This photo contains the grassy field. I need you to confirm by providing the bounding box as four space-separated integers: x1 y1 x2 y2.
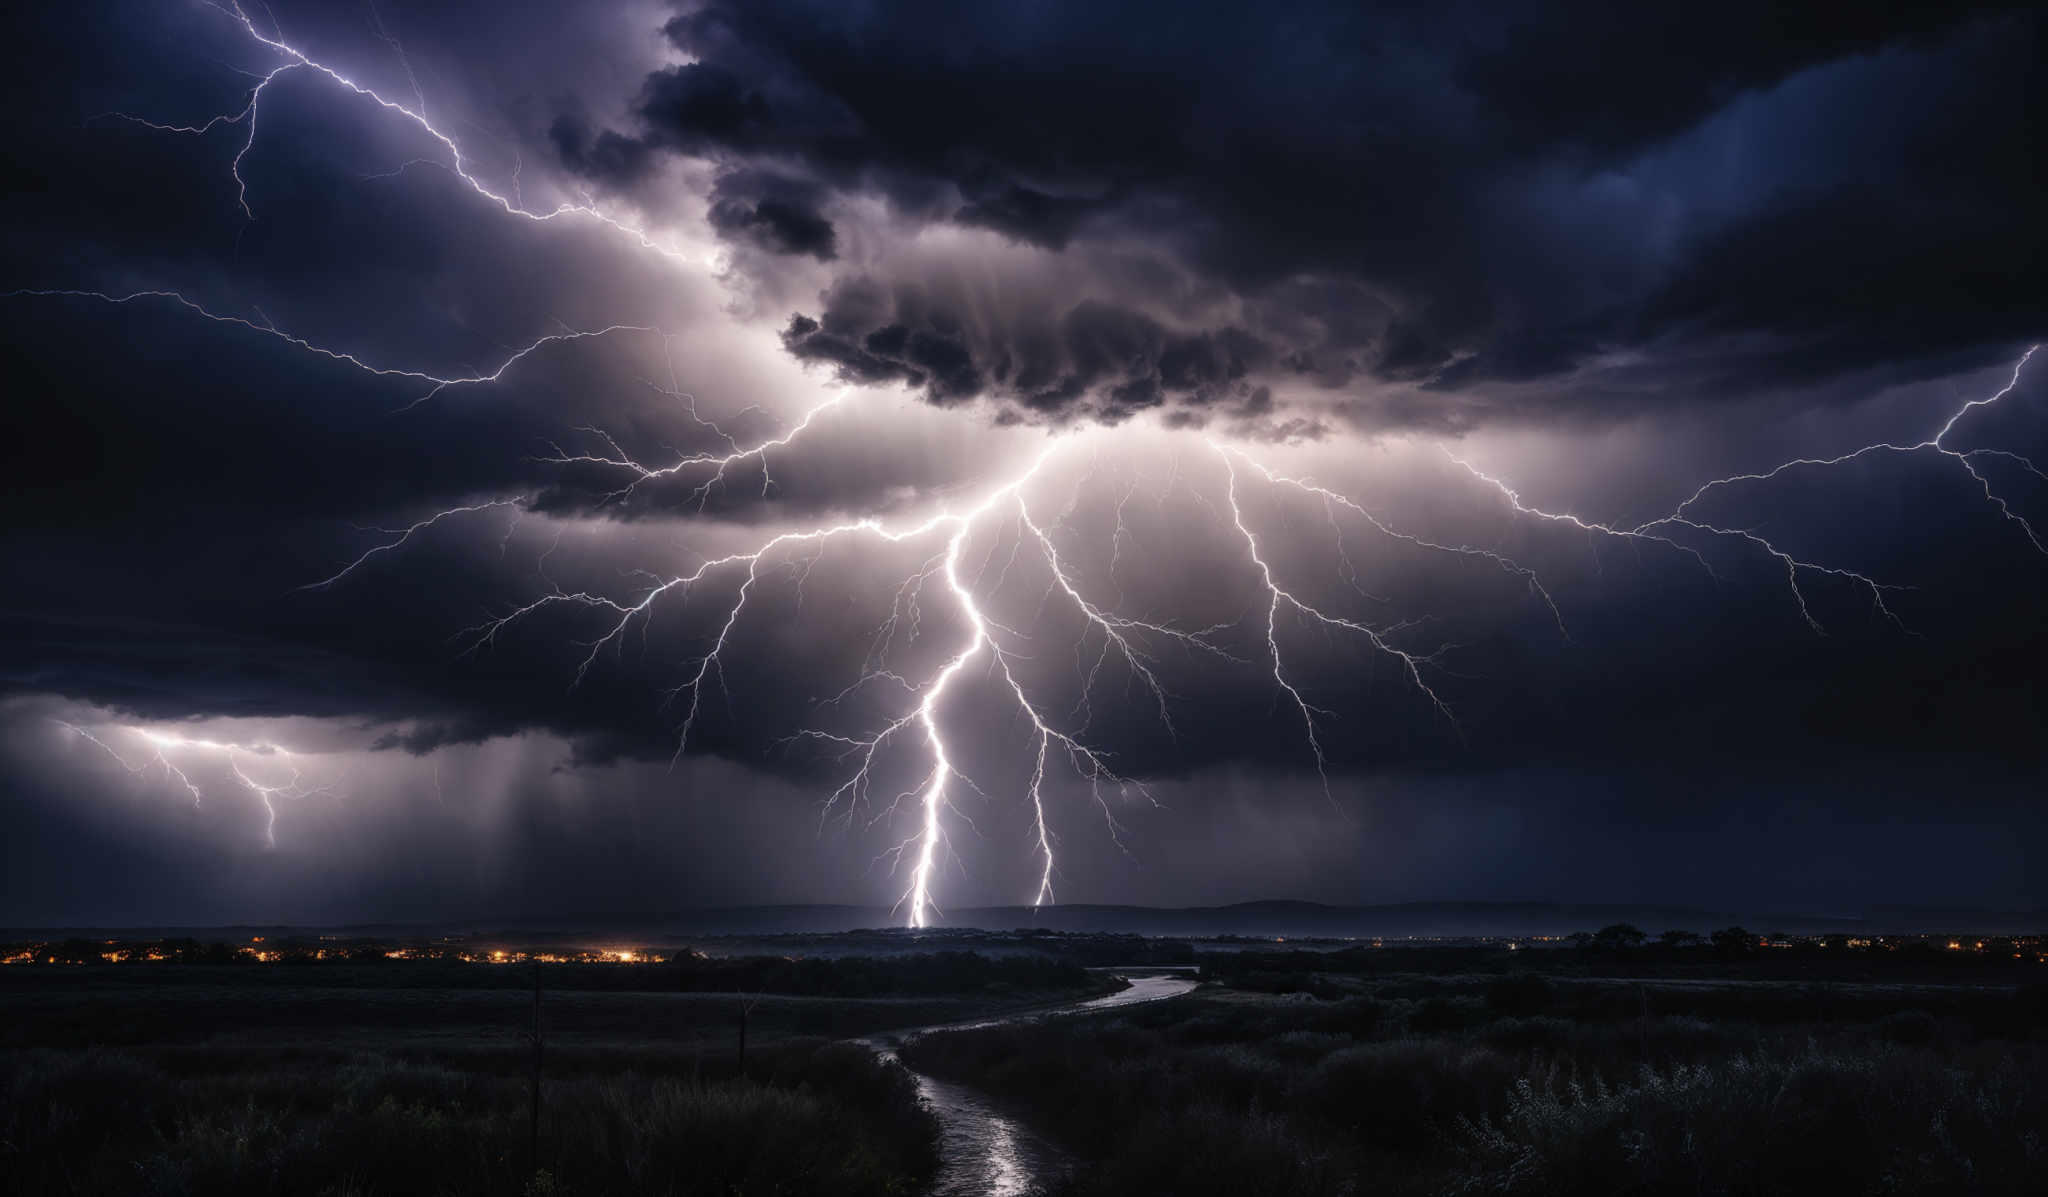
5 1038 932 1196
7 940 2043 1195
903 950 2048 1196
0 952 1113 1196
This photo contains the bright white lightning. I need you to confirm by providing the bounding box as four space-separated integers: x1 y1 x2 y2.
3 288 663 414
1213 446 1459 802
1445 346 2042 634
537 389 854 508
57 722 203 806
116 2 693 258
308 499 526 591
50 297 2044 917
1214 443 1570 638
31 3 2046 923
465 435 1207 926
56 721 337 847
1664 345 2046 557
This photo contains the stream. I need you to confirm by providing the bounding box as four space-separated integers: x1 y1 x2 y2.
859 971 1199 1196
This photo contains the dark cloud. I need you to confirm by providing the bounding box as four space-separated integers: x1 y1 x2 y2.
780 275 1277 420
780 310 983 399
549 111 660 188
0 1 2042 920
706 170 837 259
564 0 2042 422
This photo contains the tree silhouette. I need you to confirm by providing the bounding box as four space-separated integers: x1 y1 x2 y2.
1594 923 1646 951
1711 926 1756 957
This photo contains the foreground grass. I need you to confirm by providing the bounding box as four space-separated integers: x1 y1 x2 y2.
2 1038 936 1196
0 952 1121 1196
902 974 2048 1196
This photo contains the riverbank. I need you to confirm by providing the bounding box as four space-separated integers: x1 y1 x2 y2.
0 951 1130 1195
900 961 2048 1195
863 972 1201 1197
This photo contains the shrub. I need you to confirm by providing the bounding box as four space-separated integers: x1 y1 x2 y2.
0 1040 937 1196
1453 1048 2048 1195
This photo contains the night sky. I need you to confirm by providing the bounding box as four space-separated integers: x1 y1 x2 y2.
2 1 2042 926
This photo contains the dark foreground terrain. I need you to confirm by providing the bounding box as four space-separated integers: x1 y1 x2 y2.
907 942 2048 1196
0 945 1111 1195
2 930 2043 1195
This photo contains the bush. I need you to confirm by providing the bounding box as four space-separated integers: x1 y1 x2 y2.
909 980 2048 1197
0 1040 937 1196
1453 1047 2048 1195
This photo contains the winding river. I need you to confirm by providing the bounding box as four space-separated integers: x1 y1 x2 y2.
860 971 1199 1196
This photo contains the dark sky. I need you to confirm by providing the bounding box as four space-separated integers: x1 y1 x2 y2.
2 1 2042 926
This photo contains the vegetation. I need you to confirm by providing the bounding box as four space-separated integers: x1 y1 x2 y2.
11 934 2045 1194
903 959 2048 1196
0 1039 935 1196
0 945 1120 1195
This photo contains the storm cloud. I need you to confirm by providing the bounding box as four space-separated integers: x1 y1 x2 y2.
0 2 2042 922
554 0 2046 423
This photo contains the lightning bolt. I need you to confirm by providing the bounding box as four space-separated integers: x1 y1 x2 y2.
536 388 853 508
1214 443 1570 638
3 288 664 413
1212 445 1460 802
57 721 203 806
102 2 692 258
56 721 338 847
1665 346 2045 556
27 4 2046 924
1446 346 2041 634
461 433 1215 926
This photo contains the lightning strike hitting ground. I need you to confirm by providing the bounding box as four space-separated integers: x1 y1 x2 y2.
24 3 2046 921
301 342 2043 918
457 434 1222 925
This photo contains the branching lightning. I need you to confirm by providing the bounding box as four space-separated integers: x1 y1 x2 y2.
56 721 339 848
1213 446 1461 801
106 2 693 257
58 722 203 807
1445 346 2041 634
284 339 2048 915
3 288 665 414
25 3 2045 921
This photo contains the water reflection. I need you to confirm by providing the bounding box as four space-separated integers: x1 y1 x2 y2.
1075 972 1199 1011
865 970 1198 1196
918 1072 1047 1196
